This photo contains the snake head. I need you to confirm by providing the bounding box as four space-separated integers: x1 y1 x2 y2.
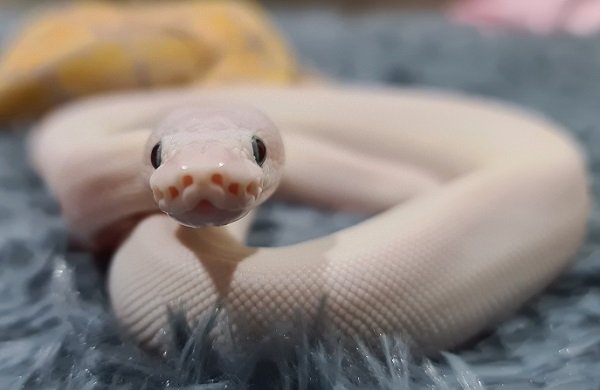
144 105 284 228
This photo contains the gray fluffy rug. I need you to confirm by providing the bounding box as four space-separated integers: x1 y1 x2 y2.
1 8 600 390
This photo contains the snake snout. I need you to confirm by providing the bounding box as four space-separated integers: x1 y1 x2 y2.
151 169 262 214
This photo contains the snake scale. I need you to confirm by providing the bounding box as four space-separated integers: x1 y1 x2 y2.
28 85 589 353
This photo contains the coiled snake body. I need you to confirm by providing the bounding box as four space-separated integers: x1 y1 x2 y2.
29 85 589 352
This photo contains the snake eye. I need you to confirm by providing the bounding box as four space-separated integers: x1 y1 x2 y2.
150 142 162 169
251 136 267 167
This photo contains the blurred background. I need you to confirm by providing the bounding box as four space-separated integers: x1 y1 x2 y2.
0 1 599 389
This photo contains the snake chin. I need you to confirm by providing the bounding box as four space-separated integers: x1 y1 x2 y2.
167 199 249 228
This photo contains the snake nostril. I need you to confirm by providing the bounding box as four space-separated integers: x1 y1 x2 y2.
182 175 194 188
211 173 224 186
228 183 240 196
169 186 180 199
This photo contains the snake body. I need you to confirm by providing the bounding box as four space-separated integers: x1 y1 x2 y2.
29 85 589 352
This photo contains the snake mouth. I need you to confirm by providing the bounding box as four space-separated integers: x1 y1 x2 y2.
191 199 219 214
151 169 262 228
166 199 249 228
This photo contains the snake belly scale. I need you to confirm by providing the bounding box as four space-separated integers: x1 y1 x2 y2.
28 85 589 352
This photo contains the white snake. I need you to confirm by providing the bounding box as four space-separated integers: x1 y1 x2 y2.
28 85 590 353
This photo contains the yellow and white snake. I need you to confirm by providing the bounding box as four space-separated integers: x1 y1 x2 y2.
28 85 589 352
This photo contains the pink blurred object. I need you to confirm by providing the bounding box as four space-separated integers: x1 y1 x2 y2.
449 0 600 36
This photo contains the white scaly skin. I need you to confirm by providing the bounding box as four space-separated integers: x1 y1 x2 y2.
29 85 589 352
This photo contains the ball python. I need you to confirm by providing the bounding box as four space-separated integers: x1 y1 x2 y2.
28 85 589 353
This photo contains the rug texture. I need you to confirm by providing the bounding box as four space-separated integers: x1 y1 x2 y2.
1 7 599 390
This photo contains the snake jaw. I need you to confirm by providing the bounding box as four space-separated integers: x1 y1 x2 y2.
150 168 262 227
168 199 252 228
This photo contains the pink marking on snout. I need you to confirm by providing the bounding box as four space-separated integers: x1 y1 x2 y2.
182 175 194 188
228 183 240 196
246 182 258 197
211 174 223 186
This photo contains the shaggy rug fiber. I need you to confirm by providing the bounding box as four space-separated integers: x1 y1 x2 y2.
1 7 599 390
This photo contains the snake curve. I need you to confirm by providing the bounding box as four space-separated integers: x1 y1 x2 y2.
28 85 590 353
